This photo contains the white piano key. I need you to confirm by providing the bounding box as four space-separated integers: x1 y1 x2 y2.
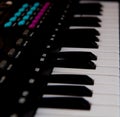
60 48 119 60
47 83 119 95
60 47 119 53
35 106 119 117
52 67 119 76
74 15 119 21
93 59 119 67
97 41 119 48
51 73 119 86
85 94 120 106
98 36 119 42
88 75 119 85
89 84 119 95
42 94 119 106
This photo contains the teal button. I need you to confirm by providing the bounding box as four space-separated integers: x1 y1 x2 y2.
4 22 12 28
23 15 30 20
30 6 36 11
18 8 25 13
18 20 26 26
9 17 17 22
14 12 21 17
27 10 33 15
34 2 40 7
22 3 29 8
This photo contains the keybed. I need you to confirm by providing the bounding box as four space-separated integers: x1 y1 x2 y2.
34 1 120 117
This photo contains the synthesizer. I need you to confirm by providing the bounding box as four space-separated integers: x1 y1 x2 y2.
0 0 119 117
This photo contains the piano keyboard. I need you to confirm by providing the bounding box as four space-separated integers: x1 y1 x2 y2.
34 1 120 117
0 0 119 117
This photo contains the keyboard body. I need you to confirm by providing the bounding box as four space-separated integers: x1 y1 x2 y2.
0 0 119 117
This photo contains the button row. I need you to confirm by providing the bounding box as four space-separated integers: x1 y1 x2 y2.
18 2 41 26
28 2 51 29
4 2 40 28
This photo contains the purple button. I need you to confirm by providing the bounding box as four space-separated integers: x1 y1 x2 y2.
38 11 44 16
35 15 41 20
28 2 51 29
28 24 36 29
45 2 51 7
32 19 39 24
40 9 46 13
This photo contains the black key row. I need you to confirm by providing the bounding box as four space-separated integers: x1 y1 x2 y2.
39 74 93 110
46 51 96 69
37 1 102 112
54 29 99 48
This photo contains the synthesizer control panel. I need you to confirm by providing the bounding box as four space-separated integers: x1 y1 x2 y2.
0 0 73 116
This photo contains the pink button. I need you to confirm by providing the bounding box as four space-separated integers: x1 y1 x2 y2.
28 24 36 29
40 9 46 13
38 12 43 16
28 2 51 29
42 2 50 10
32 19 39 24
45 2 51 6
35 15 41 20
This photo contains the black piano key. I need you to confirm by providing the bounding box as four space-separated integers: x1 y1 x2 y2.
72 3 102 15
54 29 99 48
63 28 100 36
48 74 94 85
44 85 92 97
40 97 91 110
52 52 97 61
53 38 99 48
59 41 99 48
79 3 103 9
57 29 100 42
49 52 96 69
49 43 97 54
68 17 101 27
53 59 96 69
